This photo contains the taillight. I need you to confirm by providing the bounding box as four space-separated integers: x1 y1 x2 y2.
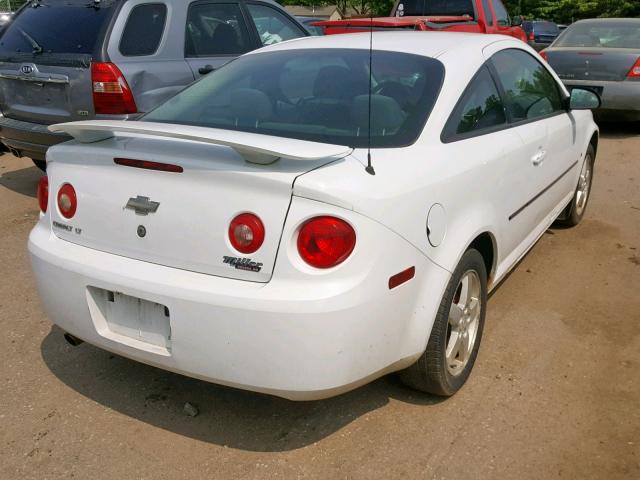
539 50 548 61
528 31 535 41
297 216 356 269
57 183 77 219
91 62 137 115
229 213 265 254
627 58 640 77
37 176 48 213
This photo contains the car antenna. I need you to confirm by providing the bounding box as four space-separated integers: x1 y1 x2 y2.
365 11 375 175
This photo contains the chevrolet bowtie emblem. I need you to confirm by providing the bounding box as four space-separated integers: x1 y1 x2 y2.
125 196 160 216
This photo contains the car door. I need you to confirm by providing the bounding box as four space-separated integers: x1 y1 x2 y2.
107 1 196 114
184 0 256 79
488 48 576 249
441 65 537 266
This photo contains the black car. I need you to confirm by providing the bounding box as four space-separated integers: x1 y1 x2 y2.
522 20 560 51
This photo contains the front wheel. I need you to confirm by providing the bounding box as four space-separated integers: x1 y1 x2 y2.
400 248 487 396
557 146 594 227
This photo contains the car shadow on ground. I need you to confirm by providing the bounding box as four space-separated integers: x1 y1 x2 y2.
41 325 445 452
0 165 40 198
597 120 639 139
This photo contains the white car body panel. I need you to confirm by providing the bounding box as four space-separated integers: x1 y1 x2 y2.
45 137 347 282
30 196 449 400
29 32 599 399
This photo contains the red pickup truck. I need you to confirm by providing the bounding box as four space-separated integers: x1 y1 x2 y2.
316 0 527 42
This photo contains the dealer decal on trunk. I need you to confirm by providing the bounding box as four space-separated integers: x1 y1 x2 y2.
222 256 263 273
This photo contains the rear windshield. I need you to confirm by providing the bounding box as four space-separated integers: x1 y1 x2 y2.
555 21 640 49
0 0 116 57
533 22 559 35
395 0 475 18
144 49 445 148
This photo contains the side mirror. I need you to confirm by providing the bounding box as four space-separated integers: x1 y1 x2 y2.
569 88 601 110
511 16 523 27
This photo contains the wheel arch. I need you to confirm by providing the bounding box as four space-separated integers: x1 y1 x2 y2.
589 130 599 159
466 231 497 286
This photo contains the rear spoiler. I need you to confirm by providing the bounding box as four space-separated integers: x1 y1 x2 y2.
49 120 353 165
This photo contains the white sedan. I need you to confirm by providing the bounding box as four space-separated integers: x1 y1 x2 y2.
29 32 599 400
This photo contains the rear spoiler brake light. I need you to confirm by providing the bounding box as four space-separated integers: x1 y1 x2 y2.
49 120 353 165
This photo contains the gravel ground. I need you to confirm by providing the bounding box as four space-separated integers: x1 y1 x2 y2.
0 125 638 479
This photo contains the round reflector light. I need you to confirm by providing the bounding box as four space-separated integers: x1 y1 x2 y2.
57 183 77 219
37 176 49 213
229 213 265 254
297 216 356 269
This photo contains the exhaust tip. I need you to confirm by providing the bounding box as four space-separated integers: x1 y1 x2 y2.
63 332 84 347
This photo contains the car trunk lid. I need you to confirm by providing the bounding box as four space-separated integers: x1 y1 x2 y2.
547 48 640 82
45 121 352 282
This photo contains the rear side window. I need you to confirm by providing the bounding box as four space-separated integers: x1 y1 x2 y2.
491 49 563 122
185 3 252 57
245 4 306 45
0 0 116 56
442 66 506 141
120 4 167 56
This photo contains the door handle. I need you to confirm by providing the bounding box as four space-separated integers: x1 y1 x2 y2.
198 64 215 75
531 149 547 166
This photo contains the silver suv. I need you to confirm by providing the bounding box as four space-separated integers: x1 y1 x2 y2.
0 0 308 169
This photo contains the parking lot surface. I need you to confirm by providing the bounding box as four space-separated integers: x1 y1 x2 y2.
1 125 639 479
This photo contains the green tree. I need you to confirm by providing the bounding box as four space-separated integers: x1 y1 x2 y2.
505 0 640 23
277 0 393 17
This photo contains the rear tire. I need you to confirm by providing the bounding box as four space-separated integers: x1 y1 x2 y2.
32 159 46 171
400 248 487 396
557 146 594 227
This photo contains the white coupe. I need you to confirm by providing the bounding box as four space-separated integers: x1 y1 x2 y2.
29 32 599 400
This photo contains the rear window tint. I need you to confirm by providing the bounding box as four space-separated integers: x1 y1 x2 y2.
0 0 116 56
145 49 445 148
120 3 167 56
555 21 640 49
533 22 559 35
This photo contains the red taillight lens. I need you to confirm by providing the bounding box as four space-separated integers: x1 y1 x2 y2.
539 50 548 61
528 31 534 41
57 183 77 219
37 176 48 213
229 213 265 254
627 57 640 77
91 62 137 115
297 216 356 269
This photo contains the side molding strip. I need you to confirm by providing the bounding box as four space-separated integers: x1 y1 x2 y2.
509 160 579 221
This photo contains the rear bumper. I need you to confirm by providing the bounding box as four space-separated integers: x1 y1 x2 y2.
29 216 450 400
563 79 640 118
0 115 70 160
